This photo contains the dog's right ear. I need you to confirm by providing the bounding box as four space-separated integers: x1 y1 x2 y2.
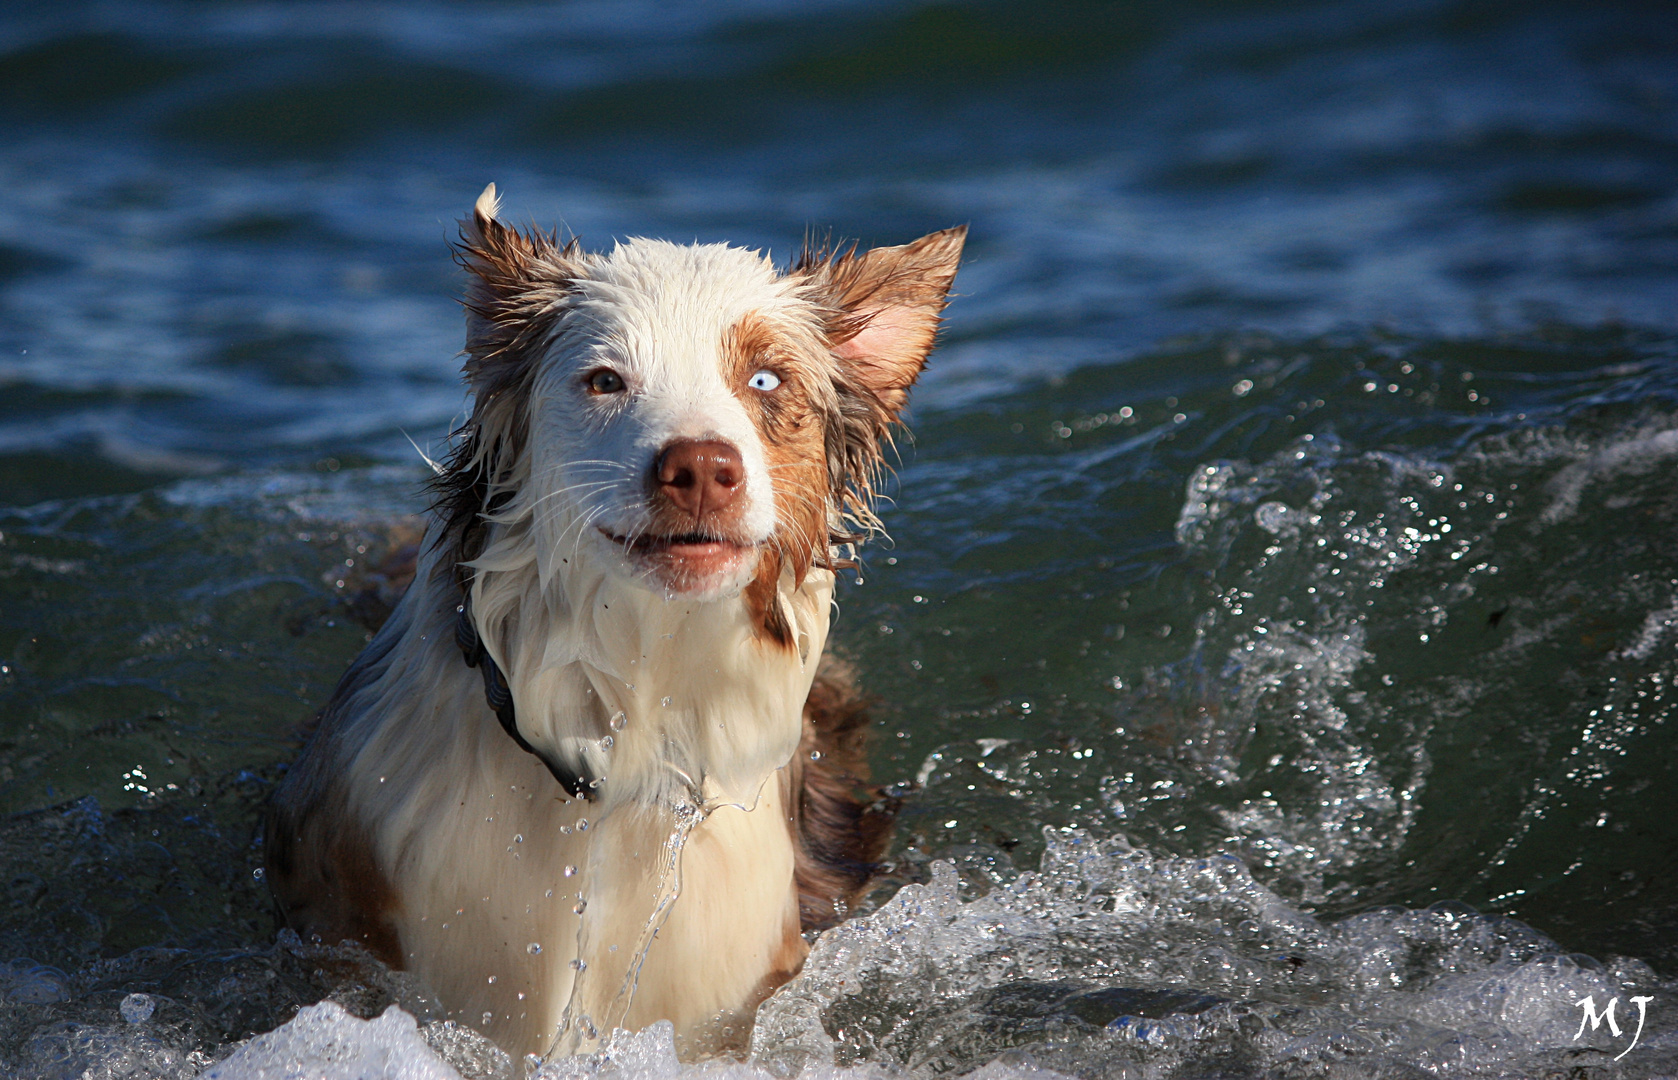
455 183 581 397
436 185 584 580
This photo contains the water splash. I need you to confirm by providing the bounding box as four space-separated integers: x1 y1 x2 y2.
753 832 1675 1079
552 795 709 1058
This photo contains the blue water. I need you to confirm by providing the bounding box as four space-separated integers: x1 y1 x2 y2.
2 1 1677 1075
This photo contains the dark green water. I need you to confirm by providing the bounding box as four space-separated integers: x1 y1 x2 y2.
2 1 1678 1076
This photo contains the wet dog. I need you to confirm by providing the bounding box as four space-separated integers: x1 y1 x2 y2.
264 185 964 1059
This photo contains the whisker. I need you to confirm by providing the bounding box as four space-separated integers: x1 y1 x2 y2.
561 463 637 477
552 502 610 557
524 459 635 486
526 478 625 512
566 505 609 564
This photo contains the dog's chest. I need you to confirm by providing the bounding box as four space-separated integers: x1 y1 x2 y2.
378 704 805 1059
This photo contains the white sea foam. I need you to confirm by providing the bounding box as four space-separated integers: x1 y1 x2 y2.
184 835 1670 1080
1540 423 1678 525
1612 599 1678 662
203 1002 461 1080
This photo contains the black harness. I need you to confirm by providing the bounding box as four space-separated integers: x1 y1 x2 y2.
455 595 596 800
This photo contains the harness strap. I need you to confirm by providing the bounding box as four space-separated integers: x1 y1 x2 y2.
455 598 596 800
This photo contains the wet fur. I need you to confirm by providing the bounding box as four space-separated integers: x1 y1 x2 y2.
265 187 962 1060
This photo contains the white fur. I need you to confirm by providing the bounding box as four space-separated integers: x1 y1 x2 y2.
339 553 825 1057
474 182 503 223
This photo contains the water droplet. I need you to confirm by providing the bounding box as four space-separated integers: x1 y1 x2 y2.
577 818 589 831
527 943 542 955
487 975 497 984
600 735 613 749
513 833 523 843
563 865 577 877
571 959 587 971
481 1011 494 1026
573 899 587 915
661 696 672 707
609 711 627 731
120 993 154 1024
252 867 265 881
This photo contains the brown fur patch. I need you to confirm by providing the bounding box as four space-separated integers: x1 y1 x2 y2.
743 903 810 1023
783 658 899 930
724 311 834 645
742 550 794 649
265 784 404 967
266 618 409 966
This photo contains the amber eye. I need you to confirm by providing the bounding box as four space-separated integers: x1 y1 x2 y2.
588 369 626 395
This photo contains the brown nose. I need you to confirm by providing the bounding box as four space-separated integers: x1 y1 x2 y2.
654 439 742 524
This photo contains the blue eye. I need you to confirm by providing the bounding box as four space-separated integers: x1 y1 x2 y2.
748 370 781 392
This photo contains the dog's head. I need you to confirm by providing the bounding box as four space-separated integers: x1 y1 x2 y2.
436 185 964 641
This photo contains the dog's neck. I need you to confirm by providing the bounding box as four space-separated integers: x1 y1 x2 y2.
459 501 832 813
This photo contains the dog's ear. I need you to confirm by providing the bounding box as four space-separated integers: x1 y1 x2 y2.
435 186 585 585
455 183 581 397
808 226 966 417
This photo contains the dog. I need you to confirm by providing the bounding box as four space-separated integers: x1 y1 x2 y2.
264 185 964 1060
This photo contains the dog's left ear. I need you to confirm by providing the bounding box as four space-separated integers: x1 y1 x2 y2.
809 226 967 417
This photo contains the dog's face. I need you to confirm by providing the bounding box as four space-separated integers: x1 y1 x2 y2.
526 240 830 599
442 186 964 626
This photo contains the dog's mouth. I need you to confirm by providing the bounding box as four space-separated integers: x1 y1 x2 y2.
599 527 758 593
603 528 751 554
